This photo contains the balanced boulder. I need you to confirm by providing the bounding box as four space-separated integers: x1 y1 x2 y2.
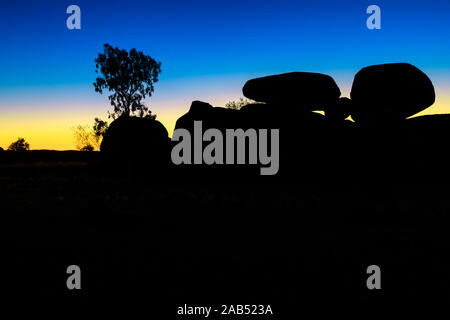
350 63 435 123
242 72 341 110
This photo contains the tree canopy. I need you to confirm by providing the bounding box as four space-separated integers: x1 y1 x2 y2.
94 44 162 119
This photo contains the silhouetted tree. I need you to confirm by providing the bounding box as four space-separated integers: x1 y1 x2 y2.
92 117 109 148
225 98 255 110
94 43 162 119
8 138 30 151
72 118 109 151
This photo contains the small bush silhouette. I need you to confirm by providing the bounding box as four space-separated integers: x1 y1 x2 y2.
72 125 95 151
225 98 256 110
8 138 30 151
80 144 94 152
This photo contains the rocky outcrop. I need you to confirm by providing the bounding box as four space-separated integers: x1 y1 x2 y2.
98 63 446 181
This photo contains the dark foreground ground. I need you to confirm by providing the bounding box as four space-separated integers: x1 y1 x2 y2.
2 151 450 314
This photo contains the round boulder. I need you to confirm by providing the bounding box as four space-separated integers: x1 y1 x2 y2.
350 63 435 123
100 116 170 169
242 72 341 110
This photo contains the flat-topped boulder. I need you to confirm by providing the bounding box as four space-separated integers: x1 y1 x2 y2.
350 63 435 123
242 72 341 109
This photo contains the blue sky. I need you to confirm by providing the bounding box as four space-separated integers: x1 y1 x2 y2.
1 0 449 87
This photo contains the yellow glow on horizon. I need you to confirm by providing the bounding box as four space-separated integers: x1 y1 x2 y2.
1 112 96 150
0 103 186 150
410 91 450 117
1 90 450 151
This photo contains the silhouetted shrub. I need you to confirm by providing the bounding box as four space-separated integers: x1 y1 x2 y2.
72 125 96 151
73 118 109 151
80 145 94 152
225 98 256 110
8 138 30 151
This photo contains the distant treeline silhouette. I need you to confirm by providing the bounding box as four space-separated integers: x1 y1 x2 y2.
3 137 31 152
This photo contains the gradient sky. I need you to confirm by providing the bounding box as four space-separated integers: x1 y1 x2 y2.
1 0 449 150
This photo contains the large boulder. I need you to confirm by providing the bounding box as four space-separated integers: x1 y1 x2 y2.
350 63 435 123
173 100 337 180
101 116 170 170
242 72 341 111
